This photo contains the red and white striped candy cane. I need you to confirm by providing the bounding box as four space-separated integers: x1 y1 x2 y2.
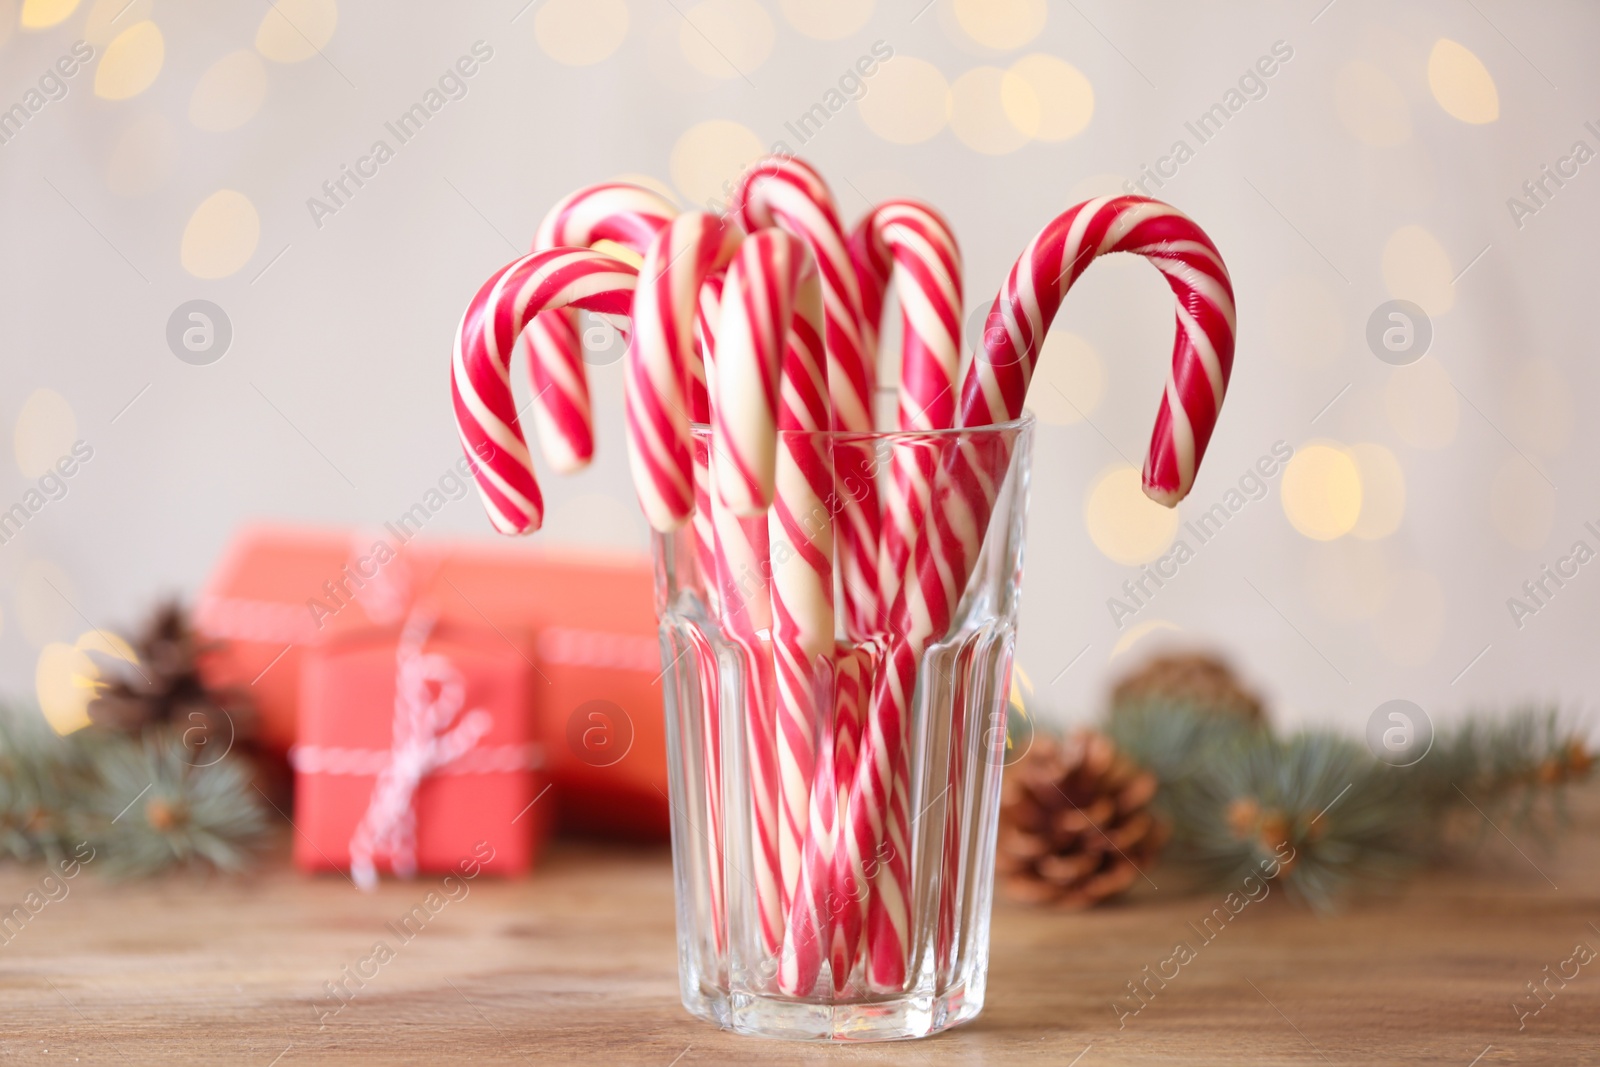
690 275 726 606
712 230 836 982
452 248 639 534
708 481 781 952
624 213 743 532
732 157 881 640
852 200 963 432
886 197 1236 649
841 196 1238 991
843 200 962 990
850 198 963 610
523 183 677 474
960 196 1235 499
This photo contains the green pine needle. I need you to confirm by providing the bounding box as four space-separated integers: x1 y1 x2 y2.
0 704 92 863
0 701 268 879
1102 697 1591 910
81 730 268 879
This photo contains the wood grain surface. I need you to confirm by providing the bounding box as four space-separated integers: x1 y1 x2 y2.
7 786 1599 1065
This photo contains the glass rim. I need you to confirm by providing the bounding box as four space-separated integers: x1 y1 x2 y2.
689 410 1036 442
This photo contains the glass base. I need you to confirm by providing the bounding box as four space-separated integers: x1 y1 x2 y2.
683 983 984 1042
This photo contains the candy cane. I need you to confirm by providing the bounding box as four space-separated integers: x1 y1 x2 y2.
825 639 876 988
852 200 963 433
690 275 726 607
624 213 742 532
732 157 881 640
840 196 1238 991
452 248 639 534
524 183 677 474
851 201 962 608
849 202 963 977
711 230 836 982
961 196 1234 499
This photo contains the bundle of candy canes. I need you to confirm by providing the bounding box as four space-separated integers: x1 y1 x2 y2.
451 156 1236 994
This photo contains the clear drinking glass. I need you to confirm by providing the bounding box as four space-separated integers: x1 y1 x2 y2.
654 415 1034 1041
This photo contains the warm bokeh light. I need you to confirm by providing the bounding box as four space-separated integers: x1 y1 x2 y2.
534 0 628 67
669 120 764 208
1002 54 1093 141
1381 224 1456 316
35 642 95 735
1281 443 1363 541
14 388 76 479
19 0 76 30
34 629 137 736
84 0 150 45
778 0 871 40
1027 330 1105 426
1110 618 1182 660
950 67 1029 154
1428 39 1499 124
857 56 951 145
181 190 261 280
679 0 773 80
1349 443 1406 541
609 172 680 205
190 50 269 132
952 0 1045 51
255 0 339 64
1085 466 1181 566
95 20 165 100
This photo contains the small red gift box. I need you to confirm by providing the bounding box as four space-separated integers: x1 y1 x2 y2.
196 523 671 840
291 616 549 881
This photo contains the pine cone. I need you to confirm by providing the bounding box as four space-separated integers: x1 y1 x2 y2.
997 731 1166 907
1110 652 1265 724
86 601 256 754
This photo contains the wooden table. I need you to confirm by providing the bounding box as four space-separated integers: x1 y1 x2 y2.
10 787 1600 1065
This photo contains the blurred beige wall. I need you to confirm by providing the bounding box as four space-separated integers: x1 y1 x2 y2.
1 0 1596 737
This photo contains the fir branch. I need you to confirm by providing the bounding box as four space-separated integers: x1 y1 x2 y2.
0 703 93 862
1099 693 1592 911
80 730 267 879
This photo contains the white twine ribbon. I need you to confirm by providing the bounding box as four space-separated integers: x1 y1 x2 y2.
345 610 492 891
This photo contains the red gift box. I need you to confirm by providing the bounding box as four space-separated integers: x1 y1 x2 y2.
291 616 549 880
196 523 671 840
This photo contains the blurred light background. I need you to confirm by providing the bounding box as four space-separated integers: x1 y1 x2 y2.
1 0 1595 734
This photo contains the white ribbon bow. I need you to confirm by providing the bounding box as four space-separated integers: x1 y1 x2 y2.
347 611 492 891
